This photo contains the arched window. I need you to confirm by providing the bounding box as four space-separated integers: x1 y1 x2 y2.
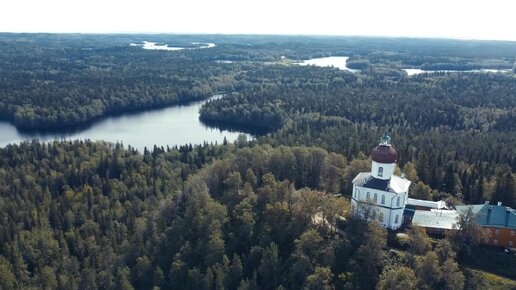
374 193 378 202
397 197 401 207
395 215 399 224
381 195 385 205
372 210 376 219
378 167 383 177
367 192 370 200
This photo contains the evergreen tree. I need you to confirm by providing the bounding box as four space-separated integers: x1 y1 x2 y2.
376 266 418 290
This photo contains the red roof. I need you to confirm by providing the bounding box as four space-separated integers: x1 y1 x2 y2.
371 144 398 163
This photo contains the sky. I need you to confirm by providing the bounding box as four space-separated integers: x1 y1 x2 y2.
1 0 515 41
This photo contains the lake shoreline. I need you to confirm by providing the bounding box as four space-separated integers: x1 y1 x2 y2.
1 95 217 134
0 92 254 151
404 68 514 76
296 56 359 73
198 118 270 137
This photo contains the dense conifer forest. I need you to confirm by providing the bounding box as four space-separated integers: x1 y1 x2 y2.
0 141 472 290
0 34 515 289
201 65 516 208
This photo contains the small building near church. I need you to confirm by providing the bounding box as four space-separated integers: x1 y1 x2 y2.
351 134 410 230
407 198 448 211
410 209 458 235
406 202 516 248
456 203 516 248
403 198 450 227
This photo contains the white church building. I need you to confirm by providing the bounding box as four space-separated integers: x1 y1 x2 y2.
351 134 411 230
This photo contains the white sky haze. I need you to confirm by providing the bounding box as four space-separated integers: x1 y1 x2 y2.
1 0 515 41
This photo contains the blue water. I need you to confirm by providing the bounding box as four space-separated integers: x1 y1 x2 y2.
0 95 251 152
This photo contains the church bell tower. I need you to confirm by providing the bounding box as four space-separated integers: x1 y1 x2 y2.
350 134 411 230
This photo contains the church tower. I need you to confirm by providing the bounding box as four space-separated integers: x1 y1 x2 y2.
370 133 397 180
350 134 411 229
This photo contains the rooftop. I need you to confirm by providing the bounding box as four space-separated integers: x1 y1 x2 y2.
412 209 459 230
371 144 398 164
353 172 411 193
407 198 448 210
364 177 389 191
456 203 516 229
410 203 516 231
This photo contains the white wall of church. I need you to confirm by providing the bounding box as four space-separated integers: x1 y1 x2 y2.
352 184 407 229
371 161 395 180
352 185 406 208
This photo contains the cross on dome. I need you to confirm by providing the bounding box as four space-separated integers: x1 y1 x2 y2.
380 133 391 146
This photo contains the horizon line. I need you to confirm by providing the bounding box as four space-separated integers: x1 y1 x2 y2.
1 31 515 43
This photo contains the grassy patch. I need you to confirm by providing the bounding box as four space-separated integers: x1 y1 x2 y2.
464 268 516 290
460 246 516 280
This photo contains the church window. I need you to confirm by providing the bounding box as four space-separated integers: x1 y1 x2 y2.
381 195 385 205
378 167 383 177
372 210 376 219
367 192 370 200
374 193 378 202
397 197 400 207
395 215 399 224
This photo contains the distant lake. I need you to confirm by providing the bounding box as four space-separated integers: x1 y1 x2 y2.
0 95 251 152
130 41 216 51
404 68 513 76
297 56 359 73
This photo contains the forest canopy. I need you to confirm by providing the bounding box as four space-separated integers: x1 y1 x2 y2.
0 33 515 130
0 141 480 290
0 34 515 289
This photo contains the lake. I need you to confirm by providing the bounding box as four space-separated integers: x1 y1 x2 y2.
297 56 359 73
0 95 251 152
295 57 513 76
130 41 216 51
404 68 513 76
